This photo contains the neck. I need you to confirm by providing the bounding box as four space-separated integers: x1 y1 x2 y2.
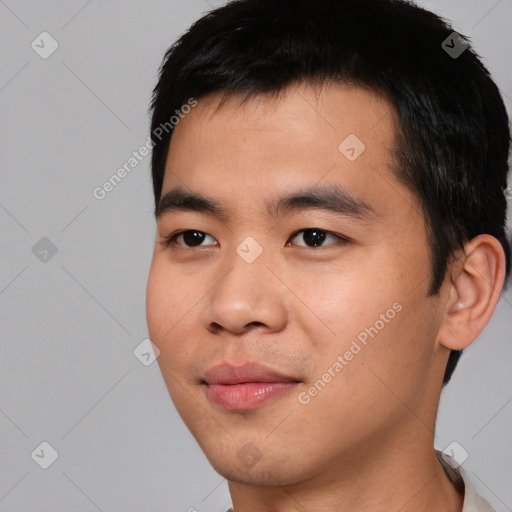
228 430 463 512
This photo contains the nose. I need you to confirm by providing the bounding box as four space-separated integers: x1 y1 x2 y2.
200 252 288 336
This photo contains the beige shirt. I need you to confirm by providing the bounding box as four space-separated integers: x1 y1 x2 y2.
437 451 496 512
225 453 496 512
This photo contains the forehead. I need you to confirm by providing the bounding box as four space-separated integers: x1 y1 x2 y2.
169 81 395 150
161 82 415 222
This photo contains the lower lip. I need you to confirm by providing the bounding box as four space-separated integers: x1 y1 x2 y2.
205 382 298 411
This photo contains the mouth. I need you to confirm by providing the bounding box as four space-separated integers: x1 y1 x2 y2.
202 362 301 411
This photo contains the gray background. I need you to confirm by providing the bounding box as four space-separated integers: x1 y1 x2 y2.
0 1 510 511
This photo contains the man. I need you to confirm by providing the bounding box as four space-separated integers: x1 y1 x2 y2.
145 0 510 510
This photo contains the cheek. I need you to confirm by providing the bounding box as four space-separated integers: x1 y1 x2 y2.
292 251 435 390
146 262 174 340
146 257 202 356
291 261 393 346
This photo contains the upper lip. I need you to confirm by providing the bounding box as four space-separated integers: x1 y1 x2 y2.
203 362 299 385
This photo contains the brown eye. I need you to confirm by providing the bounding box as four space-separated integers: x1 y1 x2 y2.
288 228 344 247
181 231 207 246
163 230 218 248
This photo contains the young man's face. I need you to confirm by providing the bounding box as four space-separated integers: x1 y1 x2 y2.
146 82 451 486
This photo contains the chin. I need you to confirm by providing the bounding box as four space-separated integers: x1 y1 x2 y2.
196 440 311 487
212 458 298 487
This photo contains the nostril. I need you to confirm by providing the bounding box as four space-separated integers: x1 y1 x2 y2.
209 322 223 334
208 320 267 335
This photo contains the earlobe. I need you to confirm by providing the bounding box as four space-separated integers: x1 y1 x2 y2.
438 234 506 351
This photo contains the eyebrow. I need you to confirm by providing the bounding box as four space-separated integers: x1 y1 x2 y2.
156 187 229 220
266 184 376 220
156 184 376 221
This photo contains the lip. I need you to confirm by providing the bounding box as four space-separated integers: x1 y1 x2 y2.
203 362 300 411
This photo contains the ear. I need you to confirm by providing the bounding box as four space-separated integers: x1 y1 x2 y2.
437 234 506 351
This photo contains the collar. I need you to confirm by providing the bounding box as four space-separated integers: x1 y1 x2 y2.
436 450 496 512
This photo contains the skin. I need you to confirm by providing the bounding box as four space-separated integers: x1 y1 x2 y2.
146 81 505 512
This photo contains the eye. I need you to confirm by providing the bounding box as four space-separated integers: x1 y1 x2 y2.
161 230 218 248
287 228 347 247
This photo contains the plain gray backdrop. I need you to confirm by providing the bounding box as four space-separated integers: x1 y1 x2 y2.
1 1 511 511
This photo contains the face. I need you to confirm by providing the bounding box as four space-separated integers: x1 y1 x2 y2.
146 82 450 487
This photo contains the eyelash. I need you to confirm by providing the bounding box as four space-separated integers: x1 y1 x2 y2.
159 229 350 249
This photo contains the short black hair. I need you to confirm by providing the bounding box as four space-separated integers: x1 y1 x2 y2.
149 0 511 385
